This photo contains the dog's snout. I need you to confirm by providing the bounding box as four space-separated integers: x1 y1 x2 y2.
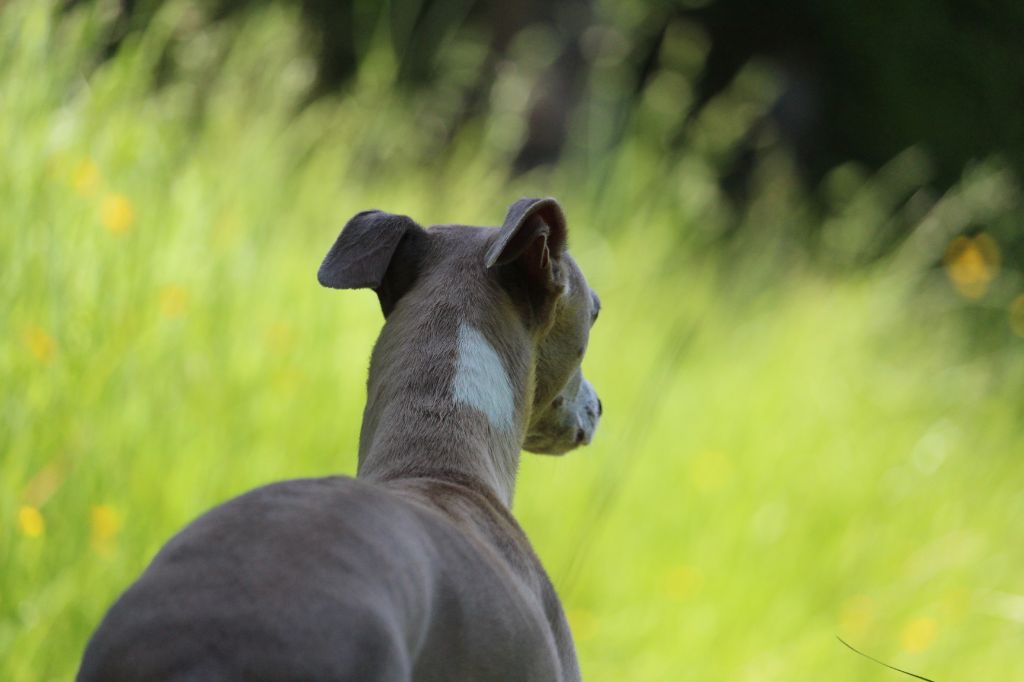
527 376 599 454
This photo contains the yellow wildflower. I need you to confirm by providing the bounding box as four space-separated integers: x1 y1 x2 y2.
900 616 937 653
944 234 999 299
101 193 136 234
72 159 101 196
159 285 189 318
566 608 599 642
266 322 294 354
838 595 874 640
662 564 703 601
212 210 242 250
690 450 732 493
18 505 45 538
23 325 56 362
90 504 122 553
1009 295 1024 337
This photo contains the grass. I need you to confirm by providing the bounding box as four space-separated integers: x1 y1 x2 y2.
3 1 1023 679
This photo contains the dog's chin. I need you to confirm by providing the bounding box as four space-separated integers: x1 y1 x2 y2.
522 428 595 456
523 439 577 456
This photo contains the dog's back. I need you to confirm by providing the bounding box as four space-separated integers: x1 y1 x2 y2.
79 198 601 681
77 476 576 682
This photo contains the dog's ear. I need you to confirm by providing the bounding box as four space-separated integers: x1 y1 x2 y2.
485 197 567 294
318 210 426 317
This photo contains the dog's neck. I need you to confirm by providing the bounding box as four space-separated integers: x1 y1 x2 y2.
355 283 534 507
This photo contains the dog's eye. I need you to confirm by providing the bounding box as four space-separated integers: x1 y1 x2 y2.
590 291 601 324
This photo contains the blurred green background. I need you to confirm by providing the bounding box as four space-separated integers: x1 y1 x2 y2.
3 0 1023 679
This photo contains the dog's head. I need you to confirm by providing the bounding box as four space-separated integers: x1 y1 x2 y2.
318 197 601 455
484 198 602 454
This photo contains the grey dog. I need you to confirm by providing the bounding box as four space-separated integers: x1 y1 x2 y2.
77 197 602 681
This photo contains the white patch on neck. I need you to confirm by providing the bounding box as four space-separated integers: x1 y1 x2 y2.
453 323 515 432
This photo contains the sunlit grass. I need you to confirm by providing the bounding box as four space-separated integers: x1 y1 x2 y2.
2 2 1023 680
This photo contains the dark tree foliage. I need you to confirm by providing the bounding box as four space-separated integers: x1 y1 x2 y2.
683 0 1024 194
69 0 1024 263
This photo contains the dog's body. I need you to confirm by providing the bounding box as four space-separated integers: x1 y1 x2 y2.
78 198 601 681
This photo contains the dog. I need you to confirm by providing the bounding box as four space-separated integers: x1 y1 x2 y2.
77 197 602 681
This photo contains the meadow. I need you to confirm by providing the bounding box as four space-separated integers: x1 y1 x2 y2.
3 1 1023 679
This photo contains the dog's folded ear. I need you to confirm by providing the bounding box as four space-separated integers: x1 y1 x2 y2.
485 197 567 288
318 210 426 317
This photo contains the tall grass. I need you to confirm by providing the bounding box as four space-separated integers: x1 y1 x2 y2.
2 2 1023 679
